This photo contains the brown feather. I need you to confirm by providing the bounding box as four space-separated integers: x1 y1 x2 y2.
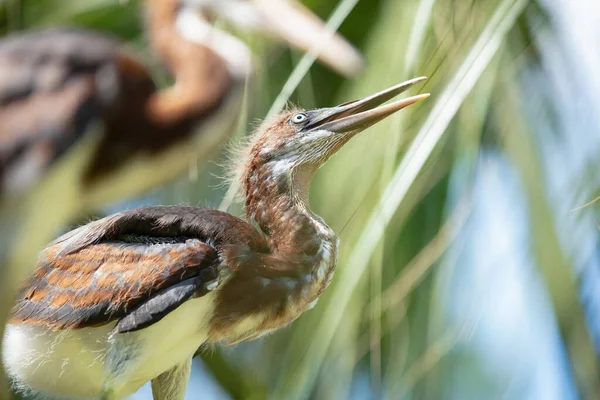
0 0 236 198
11 237 218 329
10 199 331 338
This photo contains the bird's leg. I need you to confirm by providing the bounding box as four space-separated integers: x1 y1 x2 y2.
99 331 141 400
151 358 192 400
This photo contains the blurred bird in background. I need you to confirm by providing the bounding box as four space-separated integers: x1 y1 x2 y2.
3 0 597 400
0 0 362 203
0 0 362 368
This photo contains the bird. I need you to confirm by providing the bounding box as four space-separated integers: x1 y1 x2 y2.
2 77 428 400
0 0 362 203
0 0 362 347
185 0 365 77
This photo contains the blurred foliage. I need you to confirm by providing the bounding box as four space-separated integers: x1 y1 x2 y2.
2 0 600 399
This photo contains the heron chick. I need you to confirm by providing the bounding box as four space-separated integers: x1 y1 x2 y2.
3 78 428 400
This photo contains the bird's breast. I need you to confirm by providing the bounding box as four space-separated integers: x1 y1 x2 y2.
208 239 338 345
2 293 216 399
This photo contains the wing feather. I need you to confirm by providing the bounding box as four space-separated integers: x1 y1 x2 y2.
0 28 158 198
0 29 124 196
11 237 218 329
116 277 201 333
11 206 268 330
53 205 269 255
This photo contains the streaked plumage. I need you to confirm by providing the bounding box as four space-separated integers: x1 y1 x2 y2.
3 79 428 399
0 0 363 369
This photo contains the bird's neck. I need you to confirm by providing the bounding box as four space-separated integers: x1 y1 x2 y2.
144 0 249 124
244 162 337 260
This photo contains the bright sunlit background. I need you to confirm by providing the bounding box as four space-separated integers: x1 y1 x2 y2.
2 0 600 398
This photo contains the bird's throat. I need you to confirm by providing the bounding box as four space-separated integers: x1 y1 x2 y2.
209 162 338 343
245 162 334 255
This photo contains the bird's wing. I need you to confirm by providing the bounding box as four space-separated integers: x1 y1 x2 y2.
0 28 151 197
10 206 265 331
11 234 220 332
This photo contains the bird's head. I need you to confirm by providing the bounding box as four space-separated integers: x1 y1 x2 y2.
181 0 363 77
237 77 429 203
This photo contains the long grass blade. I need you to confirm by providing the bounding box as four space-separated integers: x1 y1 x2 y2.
404 0 437 75
274 0 528 397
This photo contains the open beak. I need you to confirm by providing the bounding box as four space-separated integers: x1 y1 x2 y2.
305 77 429 134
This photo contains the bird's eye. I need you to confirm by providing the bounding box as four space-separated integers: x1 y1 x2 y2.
290 113 308 124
